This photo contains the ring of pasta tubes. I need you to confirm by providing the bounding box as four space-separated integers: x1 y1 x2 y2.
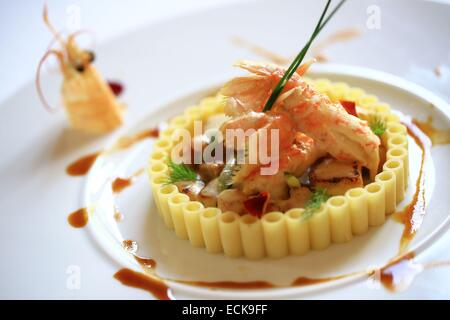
147 80 409 259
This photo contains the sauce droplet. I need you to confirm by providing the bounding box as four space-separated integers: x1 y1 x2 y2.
122 240 138 254
68 208 88 228
108 81 124 97
111 168 145 194
112 177 132 194
114 268 172 300
134 256 157 270
66 152 100 176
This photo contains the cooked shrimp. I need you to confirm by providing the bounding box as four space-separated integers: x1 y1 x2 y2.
217 189 247 214
220 111 297 188
37 6 124 134
220 60 306 117
221 60 380 179
219 112 327 200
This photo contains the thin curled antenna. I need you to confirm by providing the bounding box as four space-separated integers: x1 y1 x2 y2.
36 49 65 113
38 6 96 113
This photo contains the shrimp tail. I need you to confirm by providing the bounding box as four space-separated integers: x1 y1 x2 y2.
296 58 316 76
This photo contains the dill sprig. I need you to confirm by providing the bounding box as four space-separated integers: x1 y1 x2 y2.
369 116 387 136
165 159 198 185
302 188 330 220
262 0 347 112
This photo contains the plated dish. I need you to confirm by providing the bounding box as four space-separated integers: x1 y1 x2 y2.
26 1 449 299
148 62 410 259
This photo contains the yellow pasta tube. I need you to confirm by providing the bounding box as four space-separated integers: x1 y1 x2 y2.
148 162 169 177
182 201 205 247
160 127 175 140
375 171 397 215
167 193 190 239
365 182 386 227
149 175 168 216
373 103 391 114
387 147 409 188
345 188 369 235
153 137 173 154
239 214 265 260
200 208 223 254
357 94 378 109
383 159 405 203
199 98 218 118
262 212 288 259
200 96 225 114
327 196 353 243
308 205 331 250
156 184 178 228
388 135 408 151
312 78 331 94
386 113 400 123
375 111 391 123
218 212 243 258
386 122 407 140
327 82 349 102
184 106 203 122
149 150 167 165
343 87 365 102
170 115 192 131
285 209 310 256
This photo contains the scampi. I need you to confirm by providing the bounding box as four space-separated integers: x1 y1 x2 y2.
36 6 124 134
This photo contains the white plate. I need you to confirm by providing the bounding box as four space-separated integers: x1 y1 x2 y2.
0 0 449 299
84 65 450 299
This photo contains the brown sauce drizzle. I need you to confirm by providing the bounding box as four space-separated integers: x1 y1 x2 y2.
112 168 145 194
394 117 432 252
112 178 132 194
68 208 88 228
114 251 450 299
412 116 450 146
181 273 354 290
66 152 100 176
114 268 171 300
134 256 157 270
292 274 353 286
122 239 157 270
